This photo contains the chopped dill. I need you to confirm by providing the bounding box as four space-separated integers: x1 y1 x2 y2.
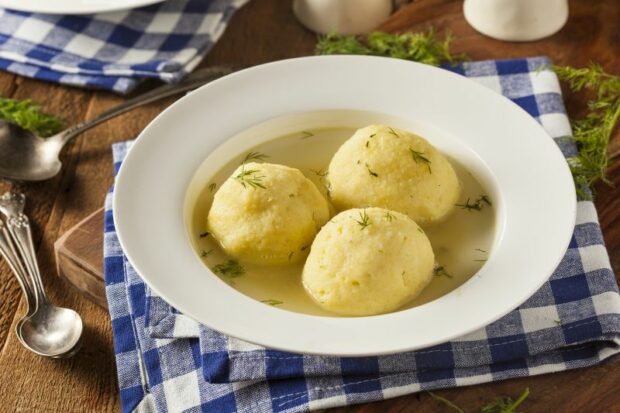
366 164 379 177
384 211 395 222
234 167 266 189
474 259 487 262
455 195 492 212
301 245 310 251
199 231 210 238
475 248 487 253
201 249 213 258
388 127 399 137
0 97 64 137
365 141 370 148
261 299 284 306
288 193 295 198
369 133 376 138
353 210 371 230
208 183 217 192
417 227 424 233
311 169 328 177
213 260 245 277
300 130 314 139
288 251 294 261
410 148 432 173
433 265 453 278
240 151 269 164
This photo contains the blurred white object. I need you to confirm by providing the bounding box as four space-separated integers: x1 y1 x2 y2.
293 0 393 35
463 0 569 41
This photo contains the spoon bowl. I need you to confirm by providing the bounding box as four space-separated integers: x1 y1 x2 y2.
0 121 62 181
0 66 233 182
16 305 83 357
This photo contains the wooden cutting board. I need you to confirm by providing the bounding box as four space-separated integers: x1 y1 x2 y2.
54 208 106 308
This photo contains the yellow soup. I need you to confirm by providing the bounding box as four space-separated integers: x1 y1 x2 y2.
191 127 495 316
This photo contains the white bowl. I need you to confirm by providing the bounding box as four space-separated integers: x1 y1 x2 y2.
114 56 575 356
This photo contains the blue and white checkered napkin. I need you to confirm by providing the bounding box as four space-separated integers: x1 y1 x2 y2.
104 57 620 413
0 0 247 93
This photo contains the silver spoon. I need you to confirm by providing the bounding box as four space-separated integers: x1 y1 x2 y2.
0 66 235 181
0 192 82 357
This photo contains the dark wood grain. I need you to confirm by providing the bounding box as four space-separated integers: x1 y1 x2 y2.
0 0 619 411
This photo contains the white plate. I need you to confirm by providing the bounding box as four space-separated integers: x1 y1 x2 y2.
0 0 163 15
114 56 576 356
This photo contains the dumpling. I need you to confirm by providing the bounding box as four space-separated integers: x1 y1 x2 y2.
208 162 330 265
302 207 434 316
328 125 460 226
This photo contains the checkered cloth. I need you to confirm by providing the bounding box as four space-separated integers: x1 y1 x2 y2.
104 57 620 413
0 0 247 94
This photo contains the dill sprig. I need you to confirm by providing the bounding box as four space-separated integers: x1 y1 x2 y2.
300 131 314 139
455 195 492 212
261 299 284 306
480 387 530 413
316 30 467 66
433 265 453 278
240 151 269 164
553 64 620 199
201 249 213 258
366 164 379 177
0 97 64 137
311 168 328 177
199 231 210 238
353 210 371 230
208 182 217 192
234 167 266 189
384 211 395 222
213 260 245 277
410 148 432 173
427 392 464 413
428 388 530 413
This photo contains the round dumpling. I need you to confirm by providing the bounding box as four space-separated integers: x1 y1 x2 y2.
328 125 460 226
302 207 434 316
208 162 330 265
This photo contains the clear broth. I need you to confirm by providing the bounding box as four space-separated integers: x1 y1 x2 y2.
191 127 495 316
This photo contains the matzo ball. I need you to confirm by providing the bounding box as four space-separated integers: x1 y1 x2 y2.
302 207 434 316
328 125 460 226
208 162 330 265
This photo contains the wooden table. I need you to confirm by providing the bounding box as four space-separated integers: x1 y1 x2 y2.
0 0 618 411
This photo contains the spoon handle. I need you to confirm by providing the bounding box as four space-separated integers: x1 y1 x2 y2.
6 213 49 305
56 66 237 145
0 220 37 314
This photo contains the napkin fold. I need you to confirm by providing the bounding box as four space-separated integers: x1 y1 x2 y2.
0 0 247 93
104 57 620 413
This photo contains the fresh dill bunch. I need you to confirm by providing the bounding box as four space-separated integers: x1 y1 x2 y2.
316 30 467 66
240 151 270 164
234 167 266 189
553 64 619 199
213 260 245 277
0 97 64 137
